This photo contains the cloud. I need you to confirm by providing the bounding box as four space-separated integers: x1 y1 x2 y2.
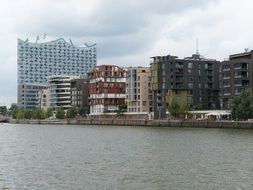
1 0 253 107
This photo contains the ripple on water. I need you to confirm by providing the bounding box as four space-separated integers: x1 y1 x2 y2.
1 124 253 189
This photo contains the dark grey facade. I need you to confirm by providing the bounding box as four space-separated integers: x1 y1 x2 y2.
220 51 253 109
150 53 220 119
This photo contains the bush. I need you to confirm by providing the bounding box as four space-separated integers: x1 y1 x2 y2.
67 107 78 118
55 107 65 119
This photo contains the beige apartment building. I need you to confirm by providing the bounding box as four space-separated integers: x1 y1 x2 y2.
38 88 51 110
126 67 152 113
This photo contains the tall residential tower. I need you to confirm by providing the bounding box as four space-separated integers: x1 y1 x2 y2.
126 67 153 113
220 50 253 109
150 53 220 119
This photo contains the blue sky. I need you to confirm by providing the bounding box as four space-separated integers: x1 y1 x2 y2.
0 0 253 107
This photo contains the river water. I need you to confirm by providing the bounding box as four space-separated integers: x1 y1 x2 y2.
1 124 253 189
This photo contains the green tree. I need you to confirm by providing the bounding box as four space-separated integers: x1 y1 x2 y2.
8 104 18 118
179 101 189 118
78 107 89 116
168 98 180 118
24 110 32 119
32 109 46 120
67 107 78 118
116 104 127 115
231 90 253 120
16 109 25 120
56 107 65 119
0 106 8 115
196 102 203 110
46 108 53 118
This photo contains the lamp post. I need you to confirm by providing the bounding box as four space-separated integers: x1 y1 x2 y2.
192 105 196 120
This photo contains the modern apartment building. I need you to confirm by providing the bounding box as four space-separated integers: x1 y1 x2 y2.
18 84 48 110
70 78 90 114
126 67 152 113
48 75 79 110
88 65 126 115
150 53 220 119
220 50 253 109
17 38 96 109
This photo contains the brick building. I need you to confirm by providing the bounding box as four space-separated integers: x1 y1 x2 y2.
88 65 126 115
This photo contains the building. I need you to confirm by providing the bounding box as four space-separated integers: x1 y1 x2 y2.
88 65 126 115
48 75 79 110
70 79 90 114
17 38 96 109
126 67 152 113
37 88 51 110
18 84 48 110
150 53 220 119
220 50 253 109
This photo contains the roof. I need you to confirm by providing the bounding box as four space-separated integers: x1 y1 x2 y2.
18 38 96 49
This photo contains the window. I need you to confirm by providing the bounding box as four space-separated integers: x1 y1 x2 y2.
188 62 193 69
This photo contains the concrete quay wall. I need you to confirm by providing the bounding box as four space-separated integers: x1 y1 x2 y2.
11 119 253 128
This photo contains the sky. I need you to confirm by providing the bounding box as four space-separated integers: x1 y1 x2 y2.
0 0 253 107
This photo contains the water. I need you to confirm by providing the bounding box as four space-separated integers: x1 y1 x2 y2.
1 124 253 189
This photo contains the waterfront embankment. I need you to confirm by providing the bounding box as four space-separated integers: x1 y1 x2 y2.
9 119 253 128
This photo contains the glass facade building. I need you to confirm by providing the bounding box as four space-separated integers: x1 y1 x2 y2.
17 38 97 109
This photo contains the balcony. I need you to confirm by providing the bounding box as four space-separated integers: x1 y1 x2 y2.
223 68 230 72
234 75 248 79
234 66 248 70
175 64 184 69
175 70 184 75
175 77 184 82
223 93 231 96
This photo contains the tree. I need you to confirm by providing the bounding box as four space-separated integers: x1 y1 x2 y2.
55 107 65 119
67 107 78 118
116 104 127 115
179 101 189 118
16 109 25 120
168 98 180 118
231 90 253 120
46 108 53 118
168 98 189 119
0 106 7 115
24 110 32 119
78 107 89 116
31 109 46 120
196 102 203 110
8 104 18 118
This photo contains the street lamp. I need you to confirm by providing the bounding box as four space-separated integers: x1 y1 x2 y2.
192 105 196 120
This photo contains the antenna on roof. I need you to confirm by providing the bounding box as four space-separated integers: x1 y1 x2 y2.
196 38 199 55
69 39 73 46
43 33 47 40
36 35 40 43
